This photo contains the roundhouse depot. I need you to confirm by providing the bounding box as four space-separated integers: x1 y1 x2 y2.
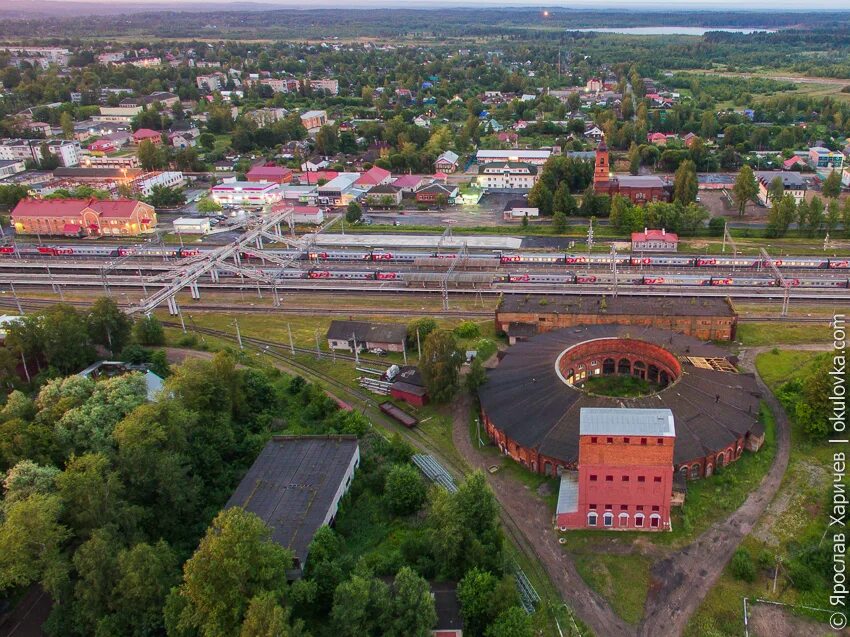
478 325 764 484
495 294 737 344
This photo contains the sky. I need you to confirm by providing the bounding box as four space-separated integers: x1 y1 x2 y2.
13 0 850 6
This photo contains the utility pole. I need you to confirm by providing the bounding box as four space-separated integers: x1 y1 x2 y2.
586 217 594 251
402 339 407 365
353 333 359 364
234 319 243 349
9 282 22 315
416 328 422 360
287 322 294 355
315 330 321 359
610 245 618 298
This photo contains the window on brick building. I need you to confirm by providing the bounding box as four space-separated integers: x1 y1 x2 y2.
657 438 664 445
590 475 598 482
606 437 613 444
622 476 629 482
620 504 628 510
635 513 645 528
603 512 613 527
652 505 660 512
605 475 613 482
587 512 597 527
653 476 662 483
590 437 597 444
623 437 630 444
618 512 629 528
636 505 644 511
589 504 596 510
637 476 646 483
640 438 647 445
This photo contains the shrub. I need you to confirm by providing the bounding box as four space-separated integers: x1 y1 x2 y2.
453 321 481 339
730 548 755 582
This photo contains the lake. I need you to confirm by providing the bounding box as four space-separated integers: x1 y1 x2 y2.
571 27 776 36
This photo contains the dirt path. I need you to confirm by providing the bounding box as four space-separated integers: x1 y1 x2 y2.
450 343 832 637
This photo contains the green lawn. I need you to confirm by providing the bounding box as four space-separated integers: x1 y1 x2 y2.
582 375 658 397
753 349 822 389
571 553 652 625
736 322 833 346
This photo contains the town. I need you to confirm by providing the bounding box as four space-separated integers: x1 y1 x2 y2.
0 5 847 637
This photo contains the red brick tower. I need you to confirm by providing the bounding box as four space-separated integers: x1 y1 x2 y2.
556 408 675 532
593 138 611 186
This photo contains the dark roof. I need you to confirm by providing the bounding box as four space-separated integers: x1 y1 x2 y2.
366 184 401 194
431 582 463 632
498 294 735 318
478 325 762 467
477 161 538 174
326 319 406 345
225 435 359 569
53 167 143 179
395 365 424 387
504 199 531 211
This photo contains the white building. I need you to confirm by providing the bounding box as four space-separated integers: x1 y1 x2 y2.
133 171 185 197
95 106 143 124
477 162 539 190
0 159 26 179
476 149 551 165
0 139 81 167
755 171 807 205
173 217 211 234
503 200 539 221
211 180 282 206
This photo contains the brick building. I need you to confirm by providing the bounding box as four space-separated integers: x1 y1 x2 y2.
592 140 672 204
12 198 157 237
631 228 679 252
556 408 675 531
495 294 737 343
478 325 764 482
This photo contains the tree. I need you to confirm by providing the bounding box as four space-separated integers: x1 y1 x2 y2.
420 330 462 403
198 133 216 151
826 199 841 234
197 197 223 214
133 314 165 346
384 464 427 515
41 304 96 374
315 125 339 155
486 607 534 637
88 297 132 355
527 181 553 216
71 525 123 634
806 196 825 237
2 460 59 505
627 142 640 175
766 194 797 238
56 452 130 537
345 201 363 223
672 160 698 205
407 317 437 349
137 140 162 171
166 508 293 637
146 185 186 208
331 573 390 637
0 494 69 594
552 182 577 216
707 216 726 237
387 567 436 637
823 170 842 199
111 541 180 637
240 592 304 637
767 176 784 205
458 568 519 637
732 165 758 217
60 111 74 139
466 356 487 394
552 210 567 234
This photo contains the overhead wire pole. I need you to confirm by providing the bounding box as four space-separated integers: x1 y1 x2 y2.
760 247 790 317
722 221 740 272
441 242 468 311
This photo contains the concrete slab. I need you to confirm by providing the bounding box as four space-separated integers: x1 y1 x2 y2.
312 233 523 250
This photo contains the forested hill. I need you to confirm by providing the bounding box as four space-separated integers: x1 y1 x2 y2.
0 7 848 40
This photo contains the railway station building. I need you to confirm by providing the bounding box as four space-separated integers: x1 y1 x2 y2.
224 435 360 577
556 408 675 532
495 294 738 343
11 197 157 237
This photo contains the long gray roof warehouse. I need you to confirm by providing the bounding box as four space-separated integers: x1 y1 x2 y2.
224 435 360 576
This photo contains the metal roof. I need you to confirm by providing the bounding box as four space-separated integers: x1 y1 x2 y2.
579 407 675 437
224 435 359 568
556 472 579 515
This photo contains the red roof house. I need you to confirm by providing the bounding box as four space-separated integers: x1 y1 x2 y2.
132 128 163 145
88 139 116 154
631 228 679 252
783 156 805 170
647 132 668 146
355 166 392 187
246 165 293 184
300 170 339 185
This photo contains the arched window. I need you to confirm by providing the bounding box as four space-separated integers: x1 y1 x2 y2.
602 358 616 374
650 514 661 529
544 461 553 477
679 466 689 479
690 463 701 479
632 361 646 379
705 464 713 477
587 511 598 527
618 512 629 528
603 512 614 527
634 513 645 528
618 358 631 375
736 446 743 458
648 364 659 382
716 452 725 468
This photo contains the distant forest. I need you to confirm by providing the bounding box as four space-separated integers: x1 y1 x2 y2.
1 8 850 41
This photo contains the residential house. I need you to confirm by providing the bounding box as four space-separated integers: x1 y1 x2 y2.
584 124 605 140
415 183 458 205
392 174 429 193
355 166 392 188
0 138 81 167
434 150 460 173
647 132 669 146
132 129 163 145
168 130 199 149
808 146 843 172
364 184 402 206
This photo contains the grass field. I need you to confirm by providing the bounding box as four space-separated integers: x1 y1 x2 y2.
572 553 652 626
736 322 833 346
